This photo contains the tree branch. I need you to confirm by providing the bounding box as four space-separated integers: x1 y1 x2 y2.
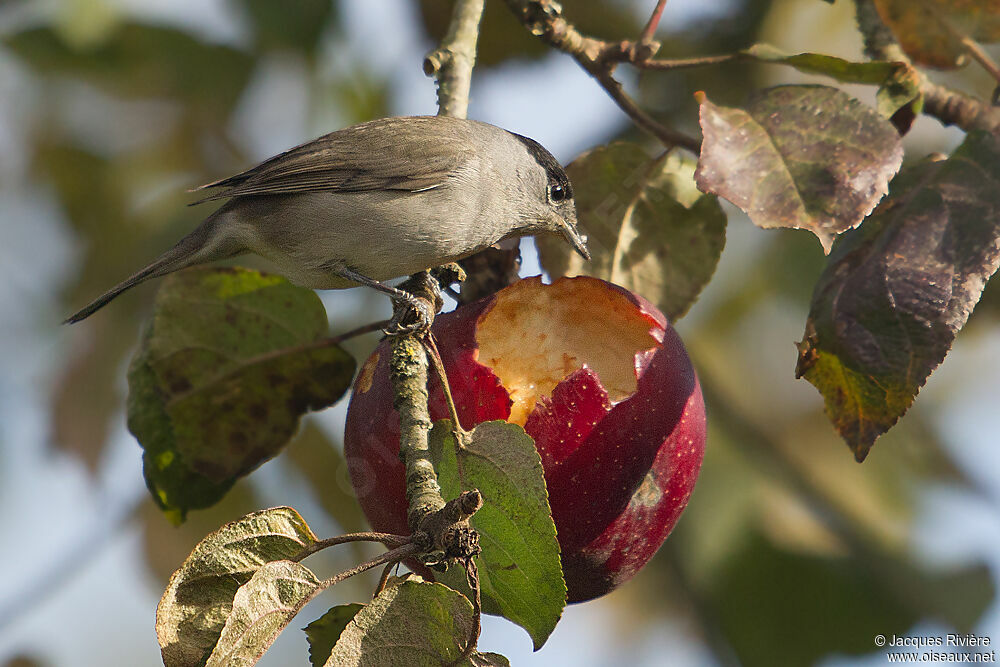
502 0 701 153
424 0 486 119
391 332 446 532
390 0 487 555
393 0 486 530
854 0 1000 135
638 0 669 46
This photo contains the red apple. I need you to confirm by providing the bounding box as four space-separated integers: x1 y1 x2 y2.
344 276 705 602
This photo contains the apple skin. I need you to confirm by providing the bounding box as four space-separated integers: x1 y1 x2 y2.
344 276 705 602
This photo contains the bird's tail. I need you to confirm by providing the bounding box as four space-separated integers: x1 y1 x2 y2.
64 213 234 324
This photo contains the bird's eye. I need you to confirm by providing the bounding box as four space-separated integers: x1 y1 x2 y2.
549 183 567 202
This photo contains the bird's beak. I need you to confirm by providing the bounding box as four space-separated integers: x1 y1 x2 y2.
562 223 590 260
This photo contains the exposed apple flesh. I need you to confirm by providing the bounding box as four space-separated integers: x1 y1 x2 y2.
344 276 705 601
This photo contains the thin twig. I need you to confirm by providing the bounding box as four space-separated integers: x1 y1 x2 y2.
332 319 391 342
424 0 485 119
292 531 412 562
502 0 701 153
321 542 422 589
958 35 1000 85
591 66 701 152
913 0 1000 85
638 53 742 70
452 559 483 666
373 561 396 598
639 0 668 45
423 333 467 438
172 322 385 403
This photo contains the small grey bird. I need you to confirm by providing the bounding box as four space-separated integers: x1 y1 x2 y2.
65 115 588 328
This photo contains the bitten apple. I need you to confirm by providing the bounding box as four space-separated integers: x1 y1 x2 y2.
344 276 705 602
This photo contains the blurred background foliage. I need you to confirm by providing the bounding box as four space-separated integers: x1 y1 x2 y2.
1 0 999 666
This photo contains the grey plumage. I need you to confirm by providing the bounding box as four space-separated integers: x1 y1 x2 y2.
65 115 588 324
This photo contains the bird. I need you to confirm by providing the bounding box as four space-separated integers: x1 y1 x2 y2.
64 115 589 330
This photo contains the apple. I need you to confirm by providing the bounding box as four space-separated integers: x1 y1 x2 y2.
344 276 705 602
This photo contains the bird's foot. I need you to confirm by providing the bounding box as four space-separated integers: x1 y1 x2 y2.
384 294 435 337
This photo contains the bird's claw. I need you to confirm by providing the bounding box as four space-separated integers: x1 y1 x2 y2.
384 297 434 337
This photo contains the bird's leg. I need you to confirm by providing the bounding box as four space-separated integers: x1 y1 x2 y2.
336 266 437 336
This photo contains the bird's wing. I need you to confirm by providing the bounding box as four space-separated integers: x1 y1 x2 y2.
190 117 475 204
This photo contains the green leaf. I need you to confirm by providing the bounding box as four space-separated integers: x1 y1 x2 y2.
739 44 922 130
326 579 509 667
205 560 322 667
796 132 1000 460
156 507 318 667
4 23 253 120
538 144 726 320
741 44 903 84
235 0 336 56
875 65 923 126
305 604 365 667
695 85 903 253
127 267 356 520
430 421 565 650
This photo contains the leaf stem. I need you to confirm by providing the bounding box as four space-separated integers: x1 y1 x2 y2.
292 531 413 562
911 0 1000 85
373 561 396 598
332 319 392 341
450 558 483 666
321 542 422 590
957 34 1000 86
423 333 467 439
637 53 742 70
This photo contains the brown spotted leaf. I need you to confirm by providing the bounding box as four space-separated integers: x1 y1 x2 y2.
127 267 355 521
204 560 322 667
537 144 726 321
696 86 904 253
796 132 1000 461
874 0 1000 69
156 507 318 667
